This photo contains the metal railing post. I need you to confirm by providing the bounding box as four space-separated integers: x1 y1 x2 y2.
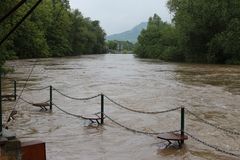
181 107 185 145
50 86 52 111
14 80 17 100
101 94 104 124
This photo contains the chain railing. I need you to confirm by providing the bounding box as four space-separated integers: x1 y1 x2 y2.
53 87 101 101
19 97 49 106
185 131 240 158
2 78 240 158
25 86 50 91
104 94 181 114
6 60 37 124
104 113 179 136
50 101 180 136
52 103 90 120
186 109 240 136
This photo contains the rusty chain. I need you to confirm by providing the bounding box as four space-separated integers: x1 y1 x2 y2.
185 131 240 158
104 113 179 136
19 97 49 105
104 94 181 114
52 103 89 120
6 60 37 124
25 86 50 91
53 87 101 101
186 109 240 136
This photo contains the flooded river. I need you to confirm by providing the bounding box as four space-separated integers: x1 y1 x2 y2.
2 54 240 160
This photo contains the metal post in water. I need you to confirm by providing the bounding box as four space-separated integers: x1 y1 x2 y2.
181 107 185 145
50 85 52 111
101 94 104 124
14 80 17 101
0 72 2 135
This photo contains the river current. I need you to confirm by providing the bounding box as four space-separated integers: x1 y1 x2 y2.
2 54 240 160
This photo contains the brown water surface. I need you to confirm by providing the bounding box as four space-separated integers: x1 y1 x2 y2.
2 54 240 160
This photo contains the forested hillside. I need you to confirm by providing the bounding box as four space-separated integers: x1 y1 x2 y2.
0 0 106 70
135 0 240 64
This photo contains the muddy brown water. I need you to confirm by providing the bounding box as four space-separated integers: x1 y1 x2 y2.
2 54 240 160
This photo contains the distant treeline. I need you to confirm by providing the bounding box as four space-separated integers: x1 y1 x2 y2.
106 40 135 53
135 0 240 64
0 0 106 69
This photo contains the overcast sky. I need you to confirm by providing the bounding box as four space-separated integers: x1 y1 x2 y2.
69 0 171 35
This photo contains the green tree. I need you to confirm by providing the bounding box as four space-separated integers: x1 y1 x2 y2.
167 0 240 63
107 40 135 53
70 10 106 55
136 1 240 64
0 0 18 67
135 14 179 61
46 0 72 56
106 41 118 50
13 19 49 58
0 0 106 68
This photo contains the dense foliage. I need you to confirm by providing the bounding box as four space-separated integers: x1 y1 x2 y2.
106 40 135 53
135 14 179 61
135 0 240 64
0 0 106 70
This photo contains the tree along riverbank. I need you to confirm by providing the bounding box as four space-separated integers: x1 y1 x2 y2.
135 1 240 65
0 0 106 72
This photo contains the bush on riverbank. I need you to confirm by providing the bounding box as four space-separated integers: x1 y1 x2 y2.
135 0 240 64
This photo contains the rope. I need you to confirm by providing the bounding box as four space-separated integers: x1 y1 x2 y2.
104 113 179 136
25 86 50 91
19 97 49 105
6 60 36 123
53 87 100 101
104 95 181 114
186 109 240 136
185 131 240 158
52 103 89 120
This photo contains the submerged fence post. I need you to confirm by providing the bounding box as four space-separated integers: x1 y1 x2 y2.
50 85 52 111
14 80 17 101
181 107 185 145
101 94 104 124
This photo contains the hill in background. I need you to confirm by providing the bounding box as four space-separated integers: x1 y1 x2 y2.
106 22 147 43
